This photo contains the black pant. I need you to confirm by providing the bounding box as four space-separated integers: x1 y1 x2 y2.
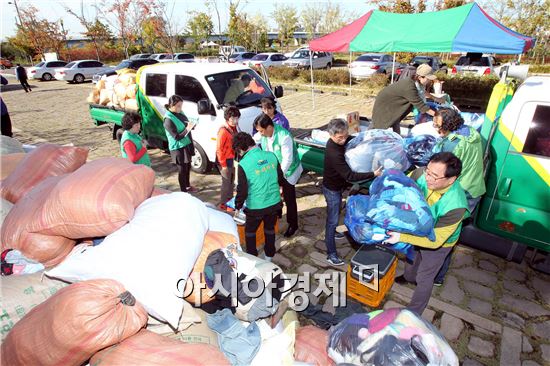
1 113 13 137
19 79 31 92
281 178 298 228
177 162 191 192
245 206 279 258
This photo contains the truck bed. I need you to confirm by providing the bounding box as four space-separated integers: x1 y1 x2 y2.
89 103 127 126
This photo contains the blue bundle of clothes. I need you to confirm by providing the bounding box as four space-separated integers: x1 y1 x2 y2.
344 170 435 259
404 134 438 166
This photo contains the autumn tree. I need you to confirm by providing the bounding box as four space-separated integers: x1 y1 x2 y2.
319 2 350 34
65 2 112 61
250 12 269 52
227 2 254 51
149 0 183 54
96 0 155 59
272 4 298 51
301 3 323 40
187 11 214 53
368 0 428 13
9 4 68 60
142 16 164 52
434 0 467 10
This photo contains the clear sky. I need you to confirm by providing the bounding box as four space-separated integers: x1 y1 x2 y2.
0 0 374 41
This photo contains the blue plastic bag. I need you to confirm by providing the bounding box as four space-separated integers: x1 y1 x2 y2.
404 134 438 166
345 130 410 172
345 170 435 258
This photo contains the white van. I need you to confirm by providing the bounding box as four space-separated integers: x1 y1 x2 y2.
89 63 283 173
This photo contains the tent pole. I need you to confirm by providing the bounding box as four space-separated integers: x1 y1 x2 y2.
310 50 315 110
391 52 396 84
349 51 352 96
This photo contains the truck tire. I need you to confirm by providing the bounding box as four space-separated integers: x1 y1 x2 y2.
74 74 85 83
190 142 211 174
42 73 53 81
113 125 122 142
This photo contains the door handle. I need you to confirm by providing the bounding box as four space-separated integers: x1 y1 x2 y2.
499 178 512 197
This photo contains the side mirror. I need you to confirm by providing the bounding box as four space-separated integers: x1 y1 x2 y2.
274 85 284 98
197 98 213 115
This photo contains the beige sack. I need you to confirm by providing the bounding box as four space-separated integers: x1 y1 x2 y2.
115 83 127 102
126 84 137 98
99 88 111 105
125 98 138 110
96 79 106 91
0 272 68 341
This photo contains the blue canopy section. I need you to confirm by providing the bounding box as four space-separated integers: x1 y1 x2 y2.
453 3 535 54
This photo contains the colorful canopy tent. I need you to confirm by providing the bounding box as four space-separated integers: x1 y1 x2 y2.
309 3 534 54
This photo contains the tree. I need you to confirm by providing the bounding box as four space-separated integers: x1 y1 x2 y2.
250 12 269 52
301 3 323 40
96 0 155 59
150 0 183 54
10 4 68 60
187 11 214 53
65 2 112 60
319 2 349 34
227 2 253 51
368 0 428 13
142 16 164 52
434 0 467 11
272 4 298 51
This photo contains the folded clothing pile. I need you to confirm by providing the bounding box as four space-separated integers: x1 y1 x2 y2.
345 130 410 173
328 308 458 365
345 170 435 259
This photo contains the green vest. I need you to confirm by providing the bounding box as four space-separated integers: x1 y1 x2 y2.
438 127 486 198
239 148 281 210
260 124 301 179
416 174 470 245
120 130 151 166
164 111 192 151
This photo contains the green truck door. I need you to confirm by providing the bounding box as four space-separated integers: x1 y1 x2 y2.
478 99 550 252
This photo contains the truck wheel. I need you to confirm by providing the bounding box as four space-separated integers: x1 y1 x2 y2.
326 63 331 70
191 142 211 174
74 74 85 83
42 73 53 81
113 125 122 142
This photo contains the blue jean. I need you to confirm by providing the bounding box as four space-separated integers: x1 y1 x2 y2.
206 308 261 365
323 185 343 256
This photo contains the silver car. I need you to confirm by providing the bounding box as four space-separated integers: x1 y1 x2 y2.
27 60 68 81
349 53 398 79
282 49 332 69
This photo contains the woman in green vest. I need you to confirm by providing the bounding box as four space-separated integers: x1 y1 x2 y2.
233 132 284 260
163 95 198 193
120 111 151 166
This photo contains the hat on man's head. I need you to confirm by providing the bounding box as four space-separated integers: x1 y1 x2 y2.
416 64 437 80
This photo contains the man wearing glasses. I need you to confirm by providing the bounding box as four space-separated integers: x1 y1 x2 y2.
384 152 469 315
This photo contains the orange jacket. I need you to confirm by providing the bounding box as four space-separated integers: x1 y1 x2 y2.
216 123 238 168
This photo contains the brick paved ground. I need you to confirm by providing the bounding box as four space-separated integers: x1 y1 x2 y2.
3 79 549 365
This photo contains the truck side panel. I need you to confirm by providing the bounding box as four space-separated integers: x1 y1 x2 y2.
89 105 124 126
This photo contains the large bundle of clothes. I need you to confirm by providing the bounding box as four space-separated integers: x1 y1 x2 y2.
345 130 410 172
328 309 459 365
345 170 435 259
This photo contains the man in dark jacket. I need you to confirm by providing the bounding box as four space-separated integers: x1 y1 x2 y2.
371 64 438 133
322 118 383 265
1 75 12 136
15 64 31 93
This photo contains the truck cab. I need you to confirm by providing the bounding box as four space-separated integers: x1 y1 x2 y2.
89 63 283 173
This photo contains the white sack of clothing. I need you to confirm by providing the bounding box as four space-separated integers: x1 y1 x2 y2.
46 192 208 328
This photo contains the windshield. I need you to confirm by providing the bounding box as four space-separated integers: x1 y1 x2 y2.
456 56 489 66
228 53 242 59
252 54 269 61
65 62 75 68
205 69 273 106
292 50 310 59
116 61 131 69
356 55 380 62
35 62 45 67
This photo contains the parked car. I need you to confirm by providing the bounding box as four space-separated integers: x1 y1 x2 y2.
282 49 332 69
149 53 173 61
396 55 448 77
451 52 500 76
227 52 257 64
0 58 13 69
92 58 158 83
27 60 68 81
349 53 399 79
246 53 287 68
219 46 246 61
54 60 113 83
284 46 308 58
130 53 152 60
172 53 195 63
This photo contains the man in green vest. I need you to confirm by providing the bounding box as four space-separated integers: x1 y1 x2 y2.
254 113 302 238
120 111 151 166
233 132 284 260
384 152 469 315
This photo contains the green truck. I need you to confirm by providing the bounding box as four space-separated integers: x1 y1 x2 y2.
293 74 550 272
